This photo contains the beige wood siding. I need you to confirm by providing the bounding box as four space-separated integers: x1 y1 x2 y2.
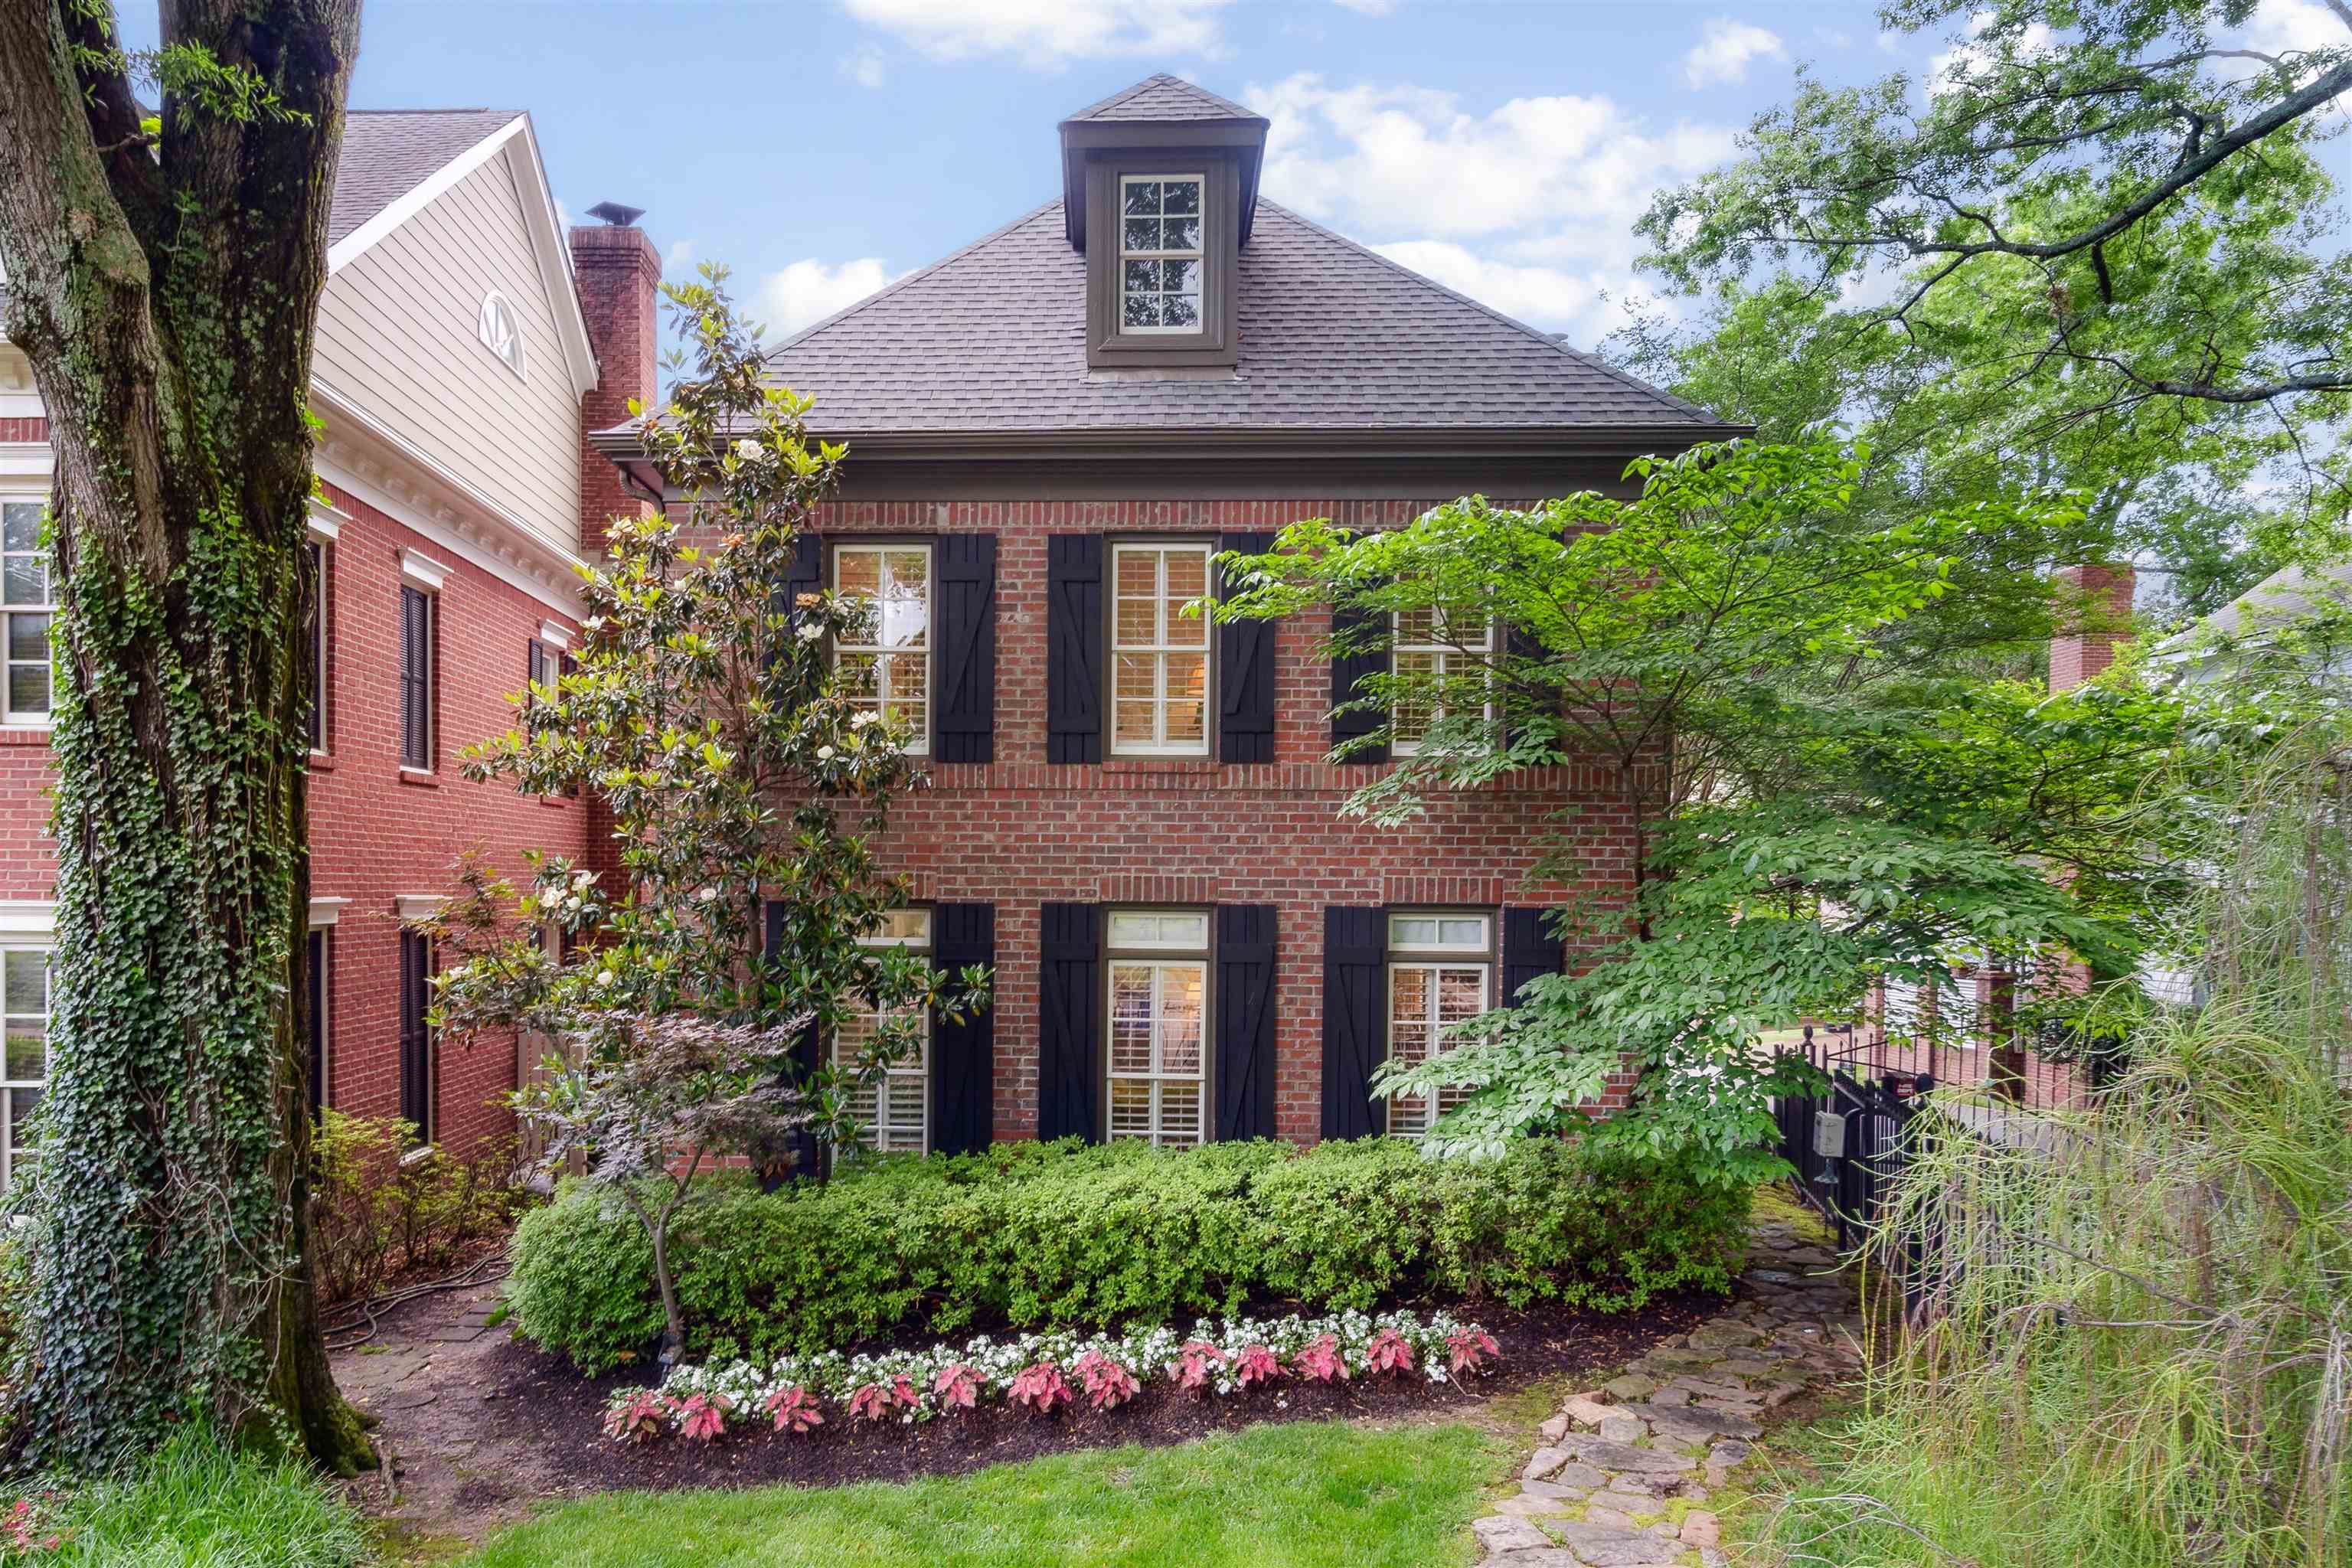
313 148 582 557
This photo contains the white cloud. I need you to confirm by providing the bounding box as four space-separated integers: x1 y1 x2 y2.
1330 0 1396 13
2246 0 2343 55
663 237 696 272
1373 242 1610 329
756 258 903 338
841 0 1230 66
1682 18 1785 87
839 47 887 89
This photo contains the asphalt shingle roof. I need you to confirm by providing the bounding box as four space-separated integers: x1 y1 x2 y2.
758 198 1726 434
328 109 523 246
1063 74 1266 126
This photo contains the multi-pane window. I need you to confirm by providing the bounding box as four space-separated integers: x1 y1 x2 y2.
1111 543 1210 756
833 908 932 1155
1386 913 1491 1138
0 946 45 1191
1119 176 1204 332
398 930 433 1143
399 584 433 770
1391 608 1492 755
1106 910 1207 1148
305 927 330 1116
834 544 930 753
305 539 328 753
2 501 52 724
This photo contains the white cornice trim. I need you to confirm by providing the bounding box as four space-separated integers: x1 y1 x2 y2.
328 116 527 278
536 619 572 650
0 900 54 936
308 896 351 928
394 894 446 922
307 495 348 543
401 547 451 592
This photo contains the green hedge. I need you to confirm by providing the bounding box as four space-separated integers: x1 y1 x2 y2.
505 1137 1749 1373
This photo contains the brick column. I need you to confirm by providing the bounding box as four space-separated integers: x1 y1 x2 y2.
2050 563 2135 693
569 221 662 560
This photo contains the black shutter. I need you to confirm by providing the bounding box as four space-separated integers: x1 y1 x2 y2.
1214 904 1278 1141
398 930 431 1138
526 639 550 730
1046 536 1103 765
1217 532 1276 764
305 929 327 1117
1037 903 1102 1141
935 534 998 764
1321 906 1387 1138
1498 624 1545 752
1328 602 1390 763
779 530 823 629
931 903 995 1154
764 899 823 1180
400 585 431 769
1502 906 1564 1008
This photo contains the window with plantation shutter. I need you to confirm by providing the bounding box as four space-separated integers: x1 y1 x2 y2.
835 910 933 1155
399 585 433 771
1385 913 1491 1140
1106 910 1209 1147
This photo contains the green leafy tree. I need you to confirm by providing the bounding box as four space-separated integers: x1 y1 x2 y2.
0 1 367 1471
418 271 986 1364
1217 440 2187 1183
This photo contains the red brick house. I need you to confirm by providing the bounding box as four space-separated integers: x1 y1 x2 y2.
595 74 1735 1153
0 110 657 1175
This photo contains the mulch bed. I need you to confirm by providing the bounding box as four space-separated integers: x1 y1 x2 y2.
466 1290 1720 1494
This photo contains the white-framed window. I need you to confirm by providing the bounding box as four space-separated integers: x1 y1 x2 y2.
0 944 47 1191
833 544 931 754
1106 909 1207 1148
2 499 54 725
477 290 526 378
305 537 329 755
1118 175 1204 333
1111 542 1210 756
835 907 933 1155
1387 911 1491 1139
1391 608 1493 756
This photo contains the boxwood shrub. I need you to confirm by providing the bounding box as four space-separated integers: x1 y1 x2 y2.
505 1136 1747 1374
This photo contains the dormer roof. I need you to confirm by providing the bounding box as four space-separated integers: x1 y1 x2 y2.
1062 73 1266 126
1059 72 1269 251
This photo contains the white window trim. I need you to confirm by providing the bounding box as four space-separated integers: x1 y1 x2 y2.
836 907 933 1155
1105 910 1210 1149
306 924 332 1112
831 543 933 757
0 493 54 730
536 619 572 653
307 537 331 760
0 936 50 1191
400 549 450 593
1390 609 1494 758
1116 174 1207 337
394 893 446 923
477 289 528 381
1109 542 1213 758
305 498 348 544
308 897 349 929
1386 911 1494 1141
400 577 437 775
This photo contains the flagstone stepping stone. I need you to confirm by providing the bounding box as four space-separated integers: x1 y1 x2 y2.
1707 1439 1752 1468
1560 1393 1615 1426
1680 1511 1720 1547
1497 1493 1571 1518
1475 1516 1555 1553
1562 1439 1696 1475
1548 1462 1609 1490
1688 1321 1764 1349
1602 1373 1657 1400
1485 1552 1582 1568
1647 1385 1691 1407
1615 1404 1762 1444
1521 1479 1587 1501
1583 1504 1636 1529
1546 1521 1684 1566
1587 1488 1660 1515
1596 1414 1645 1444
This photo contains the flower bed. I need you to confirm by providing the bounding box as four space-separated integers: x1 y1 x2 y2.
603 1308 1501 1443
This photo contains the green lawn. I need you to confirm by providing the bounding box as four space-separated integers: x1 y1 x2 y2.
459 1420 1509 1568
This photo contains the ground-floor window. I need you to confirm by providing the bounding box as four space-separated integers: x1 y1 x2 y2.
398 929 433 1143
0 946 45 1190
305 927 330 1116
1106 910 1207 1148
835 908 932 1154
1386 912 1491 1138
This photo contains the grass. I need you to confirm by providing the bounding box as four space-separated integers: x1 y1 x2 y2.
457 1419 1512 1568
11 1428 371 1567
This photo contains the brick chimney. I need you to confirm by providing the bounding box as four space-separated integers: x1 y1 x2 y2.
2049 563 2135 693
570 209 662 559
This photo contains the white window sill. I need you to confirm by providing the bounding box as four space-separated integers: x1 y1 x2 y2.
399 1143 439 1168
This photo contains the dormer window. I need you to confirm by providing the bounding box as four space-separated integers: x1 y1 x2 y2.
476 291 526 379
1119 177 1204 333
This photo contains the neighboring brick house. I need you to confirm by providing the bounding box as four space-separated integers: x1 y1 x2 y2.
0 109 653 1175
596 74 1736 1152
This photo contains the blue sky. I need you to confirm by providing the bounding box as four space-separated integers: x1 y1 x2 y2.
129 0 2347 351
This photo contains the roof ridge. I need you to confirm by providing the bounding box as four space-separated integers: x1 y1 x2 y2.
348 106 516 116
1060 71 1265 125
759 196 1067 359
1250 199 1717 425
1060 74 1169 123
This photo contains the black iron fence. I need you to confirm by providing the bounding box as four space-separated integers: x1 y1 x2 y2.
1776 1024 1923 1253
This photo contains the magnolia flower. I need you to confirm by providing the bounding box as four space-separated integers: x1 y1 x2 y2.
573 869 598 887
796 622 824 642
696 887 719 903
816 745 837 761
849 710 877 728
734 438 763 462
596 969 616 987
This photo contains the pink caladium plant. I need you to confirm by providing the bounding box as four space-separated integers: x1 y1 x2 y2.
1172 1340 1227 1392
671 1392 733 1442
1293 1334 1348 1383
1364 1328 1416 1376
1073 1350 1141 1411
848 1376 919 1423
1446 1327 1501 1374
933 1364 981 1410
764 1385 825 1434
1233 1344 1282 1389
3 1495 60 1553
1008 1360 1072 1414
602 1390 668 1444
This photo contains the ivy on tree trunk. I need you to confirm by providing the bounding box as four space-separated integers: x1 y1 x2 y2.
0 0 370 1472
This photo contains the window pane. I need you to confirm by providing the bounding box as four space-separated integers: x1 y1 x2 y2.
1123 181 1158 216
1158 967 1203 1072
5 950 43 1018
1123 257 1159 292
1161 295 1199 329
1109 1076 1153 1138
1162 260 1202 296
1122 292 1160 328
885 652 926 726
4 1025 41 1083
1161 547 1207 603
1116 596 1157 647
1109 966 1154 1073
8 611 47 663
1439 918 1488 949
8 1086 40 1146
1390 917 1437 948
1123 220 1159 253
4 556 45 607
1162 179 1200 214
8 665 48 717
837 652 880 702
1165 217 1202 253
836 549 880 597
2 505 38 554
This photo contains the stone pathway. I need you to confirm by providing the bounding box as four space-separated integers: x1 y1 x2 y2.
1469 1208 1864 1568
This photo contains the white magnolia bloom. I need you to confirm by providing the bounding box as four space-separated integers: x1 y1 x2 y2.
697 886 719 902
596 969 616 987
850 710 877 728
816 745 837 761
796 622 823 642
573 869 598 887
734 438 763 462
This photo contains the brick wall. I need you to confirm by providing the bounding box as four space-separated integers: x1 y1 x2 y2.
568 223 661 557
0 419 48 444
795 496 1641 1143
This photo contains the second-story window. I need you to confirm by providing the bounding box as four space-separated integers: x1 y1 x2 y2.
2 501 52 725
305 539 328 753
1119 176 1204 333
400 584 434 771
1391 608 1492 756
1111 542 1210 756
834 544 930 754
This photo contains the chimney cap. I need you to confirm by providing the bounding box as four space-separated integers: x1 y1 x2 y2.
587 201 645 228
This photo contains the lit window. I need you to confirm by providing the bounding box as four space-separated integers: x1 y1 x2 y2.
1387 913 1491 1139
0 946 45 1191
1119 176 1204 333
835 908 933 1155
2 501 53 724
834 544 930 753
1391 608 1492 755
1111 543 1210 756
1106 910 1207 1148
477 291 526 378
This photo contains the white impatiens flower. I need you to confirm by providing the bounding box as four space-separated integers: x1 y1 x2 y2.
816 745 837 761
734 438 763 462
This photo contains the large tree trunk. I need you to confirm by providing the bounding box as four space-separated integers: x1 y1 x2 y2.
0 0 370 1472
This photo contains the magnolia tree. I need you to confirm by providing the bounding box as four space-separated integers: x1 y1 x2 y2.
419 271 985 1363
1215 440 2190 1184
